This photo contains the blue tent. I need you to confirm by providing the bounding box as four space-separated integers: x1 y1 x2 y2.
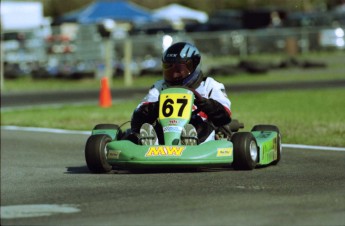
53 0 154 25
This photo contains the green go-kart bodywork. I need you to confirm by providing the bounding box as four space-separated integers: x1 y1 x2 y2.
85 88 282 173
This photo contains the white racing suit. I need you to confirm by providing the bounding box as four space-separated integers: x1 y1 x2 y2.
131 77 232 144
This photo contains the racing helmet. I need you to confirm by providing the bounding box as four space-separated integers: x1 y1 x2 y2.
162 42 203 88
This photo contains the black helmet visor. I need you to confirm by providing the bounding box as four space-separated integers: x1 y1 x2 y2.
163 60 193 84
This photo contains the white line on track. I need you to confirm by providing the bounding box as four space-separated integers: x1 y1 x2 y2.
282 144 345 152
1 125 90 135
2 125 345 152
0 204 80 219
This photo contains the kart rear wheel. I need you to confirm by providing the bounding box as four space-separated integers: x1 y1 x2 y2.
251 125 281 165
85 134 112 173
231 132 258 170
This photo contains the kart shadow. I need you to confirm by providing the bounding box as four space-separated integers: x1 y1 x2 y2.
65 166 90 174
65 166 235 174
114 166 235 174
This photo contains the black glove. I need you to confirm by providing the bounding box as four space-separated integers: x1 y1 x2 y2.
189 88 203 102
131 101 159 133
194 97 231 127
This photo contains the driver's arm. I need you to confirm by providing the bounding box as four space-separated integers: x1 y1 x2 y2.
195 98 231 127
194 80 232 127
131 101 159 133
130 85 160 133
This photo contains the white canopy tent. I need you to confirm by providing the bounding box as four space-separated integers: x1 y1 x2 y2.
153 4 208 25
0 1 44 31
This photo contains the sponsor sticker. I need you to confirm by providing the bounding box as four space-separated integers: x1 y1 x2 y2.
169 119 179 125
163 126 182 133
145 146 185 157
107 150 121 159
217 148 233 157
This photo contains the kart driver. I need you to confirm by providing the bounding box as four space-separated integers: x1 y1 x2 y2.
130 42 232 145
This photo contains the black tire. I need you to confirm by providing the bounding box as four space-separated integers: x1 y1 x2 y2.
231 132 259 170
93 124 120 130
85 134 112 173
251 124 281 165
93 124 121 140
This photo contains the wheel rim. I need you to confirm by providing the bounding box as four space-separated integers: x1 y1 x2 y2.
249 140 258 161
104 145 108 160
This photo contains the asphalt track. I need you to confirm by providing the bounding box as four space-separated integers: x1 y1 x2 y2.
1 128 345 225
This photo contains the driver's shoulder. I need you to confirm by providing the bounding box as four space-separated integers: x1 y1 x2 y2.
152 80 167 91
201 76 224 89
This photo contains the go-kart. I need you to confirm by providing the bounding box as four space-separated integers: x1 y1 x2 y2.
85 88 281 173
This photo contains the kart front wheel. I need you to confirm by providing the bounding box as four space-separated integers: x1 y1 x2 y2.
231 132 258 170
85 134 112 173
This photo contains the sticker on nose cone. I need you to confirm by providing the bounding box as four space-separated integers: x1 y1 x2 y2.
217 148 233 157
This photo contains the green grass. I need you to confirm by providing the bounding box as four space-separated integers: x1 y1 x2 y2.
231 88 345 147
2 88 344 147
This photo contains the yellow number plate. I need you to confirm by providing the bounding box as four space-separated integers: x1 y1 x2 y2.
159 93 193 120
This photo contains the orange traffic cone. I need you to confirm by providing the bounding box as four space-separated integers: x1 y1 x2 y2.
99 77 112 108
